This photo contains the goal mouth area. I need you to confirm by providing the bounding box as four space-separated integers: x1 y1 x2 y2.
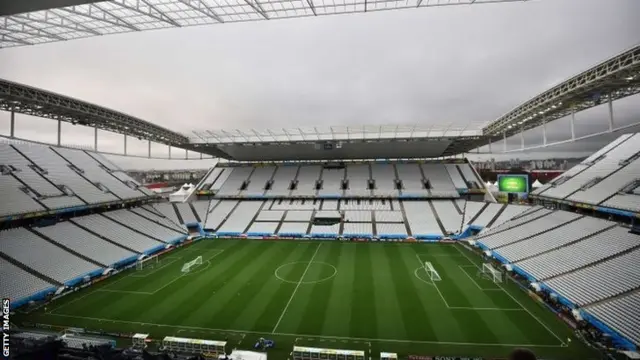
181 256 204 273
480 263 503 283
423 261 442 281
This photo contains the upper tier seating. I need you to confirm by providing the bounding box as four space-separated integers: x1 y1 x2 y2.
0 259 55 301
371 164 398 197
422 164 459 197
130 206 186 233
396 164 429 196
0 228 99 283
533 133 640 213
266 166 297 196
319 168 345 196
344 164 371 196
244 167 275 196
291 166 322 196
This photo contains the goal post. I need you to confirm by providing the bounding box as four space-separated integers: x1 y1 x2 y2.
136 255 159 270
480 263 503 283
181 256 203 273
423 261 441 281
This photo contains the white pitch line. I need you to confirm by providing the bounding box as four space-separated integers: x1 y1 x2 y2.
41 312 566 348
453 245 567 346
457 265 502 291
150 249 224 294
96 289 153 295
414 253 450 308
272 242 322 333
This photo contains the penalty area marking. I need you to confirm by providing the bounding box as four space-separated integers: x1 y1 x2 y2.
275 261 337 285
41 312 567 348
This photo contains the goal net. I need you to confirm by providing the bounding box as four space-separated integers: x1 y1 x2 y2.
181 256 203 273
480 263 502 283
136 255 159 270
423 262 441 281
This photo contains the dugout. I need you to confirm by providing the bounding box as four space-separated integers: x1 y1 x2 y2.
292 346 365 360
162 336 226 355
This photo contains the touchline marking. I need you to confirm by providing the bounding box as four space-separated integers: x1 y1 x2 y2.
272 242 323 333
42 313 566 348
96 289 153 295
453 245 567 346
414 253 450 308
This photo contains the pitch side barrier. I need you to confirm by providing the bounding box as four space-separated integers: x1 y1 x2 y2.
469 242 637 350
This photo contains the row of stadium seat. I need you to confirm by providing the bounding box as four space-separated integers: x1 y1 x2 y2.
473 208 640 347
0 207 188 301
532 133 640 212
0 142 152 218
200 199 529 237
198 162 480 197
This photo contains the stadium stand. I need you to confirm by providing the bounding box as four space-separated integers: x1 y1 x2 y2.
130 206 186 234
0 227 100 283
396 163 429 196
245 166 276 196
584 292 640 347
174 202 197 224
422 163 460 196
292 165 322 196
344 164 372 196
431 200 461 234
216 201 263 234
267 165 297 196
102 209 184 241
205 200 239 230
403 201 442 237
191 200 210 223
544 249 640 306
532 133 640 213
34 220 135 266
152 203 186 229
217 167 252 196
319 167 345 196
72 214 165 253
0 260 55 301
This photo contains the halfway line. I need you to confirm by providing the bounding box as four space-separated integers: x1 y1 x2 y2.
272 242 322 333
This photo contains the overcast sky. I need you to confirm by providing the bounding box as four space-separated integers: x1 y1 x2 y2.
0 0 639 169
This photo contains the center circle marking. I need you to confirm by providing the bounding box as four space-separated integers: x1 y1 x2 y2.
275 261 337 284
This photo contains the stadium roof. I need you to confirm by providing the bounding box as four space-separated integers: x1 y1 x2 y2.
184 123 487 160
0 78 189 145
0 0 525 48
483 44 640 139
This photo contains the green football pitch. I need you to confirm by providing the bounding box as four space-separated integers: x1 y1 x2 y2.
19 239 600 359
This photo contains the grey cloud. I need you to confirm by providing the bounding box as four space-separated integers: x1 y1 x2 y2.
0 0 639 162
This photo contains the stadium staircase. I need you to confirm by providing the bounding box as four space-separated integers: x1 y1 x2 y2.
458 199 467 233
587 287 640 307
371 211 378 236
273 210 287 234
452 199 463 215
0 251 62 286
171 203 185 225
515 224 618 262
417 164 432 196
69 220 140 254
9 173 50 209
455 165 471 189
428 200 447 235
51 148 122 200
189 202 201 223
214 201 242 232
467 202 489 225
474 210 553 240
492 215 585 250
398 201 413 237
485 204 507 228
28 227 107 268
542 242 640 281
243 201 267 234
100 214 168 244
306 209 316 234
128 209 186 234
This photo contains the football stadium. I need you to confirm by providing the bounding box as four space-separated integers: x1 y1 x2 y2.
1 1 640 360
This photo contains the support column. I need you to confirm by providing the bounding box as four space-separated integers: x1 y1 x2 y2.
185 149 188 159
168 146 172 159
608 95 614 131
94 126 98 151
520 126 524 149
503 132 507 152
542 120 547 146
57 120 62 146
9 111 15 138
200 152 203 160
488 139 492 153
570 109 576 140
148 140 151 158
124 135 127 155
